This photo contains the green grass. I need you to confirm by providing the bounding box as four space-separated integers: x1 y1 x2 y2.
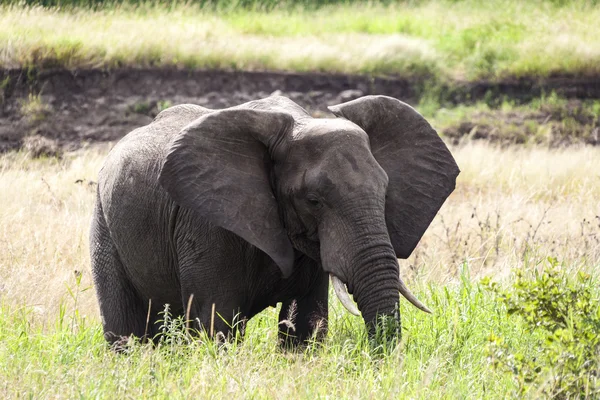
0 272 525 399
1 0 600 81
2 260 596 398
422 94 600 146
1 119 599 397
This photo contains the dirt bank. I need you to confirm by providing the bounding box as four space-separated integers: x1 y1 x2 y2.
1 68 599 153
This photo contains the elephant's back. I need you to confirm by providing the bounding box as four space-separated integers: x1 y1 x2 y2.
98 104 212 199
103 104 212 169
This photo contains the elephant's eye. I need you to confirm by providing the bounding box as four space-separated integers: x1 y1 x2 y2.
306 195 321 208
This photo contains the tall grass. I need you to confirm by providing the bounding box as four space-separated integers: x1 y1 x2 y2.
1 0 599 79
1 138 599 397
1 140 598 321
0 268 528 398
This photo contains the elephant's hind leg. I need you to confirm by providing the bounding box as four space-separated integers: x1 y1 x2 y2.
90 199 150 345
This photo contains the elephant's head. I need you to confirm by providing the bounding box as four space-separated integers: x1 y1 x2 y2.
159 95 459 334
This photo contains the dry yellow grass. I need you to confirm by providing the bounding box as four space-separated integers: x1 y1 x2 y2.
0 6 439 74
0 147 106 324
1 142 598 327
408 144 600 283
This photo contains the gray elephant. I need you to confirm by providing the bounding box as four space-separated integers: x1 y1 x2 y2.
90 95 459 347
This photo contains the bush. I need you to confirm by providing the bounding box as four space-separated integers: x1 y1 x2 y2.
483 258 600 398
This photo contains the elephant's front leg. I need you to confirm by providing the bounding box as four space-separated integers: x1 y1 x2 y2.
278 268 329 348
181 288 248 341
178 264 248 341
175 225 253 341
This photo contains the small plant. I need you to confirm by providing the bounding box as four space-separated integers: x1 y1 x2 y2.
132 101 152 115
484 258 600 398
130 100 173 116
155 304 194 349
0 75 9 90
0 75 9 104
157 100 173 112
19 93 52 122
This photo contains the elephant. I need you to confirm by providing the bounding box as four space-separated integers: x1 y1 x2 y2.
89 94 459 347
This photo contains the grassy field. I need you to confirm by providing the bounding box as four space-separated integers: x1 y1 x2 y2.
1 0 600 81
422 93 600 146
1 1 598 397
1 140 598 398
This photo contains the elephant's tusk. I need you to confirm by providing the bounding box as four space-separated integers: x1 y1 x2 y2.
398 277 432 314
330 274 360 316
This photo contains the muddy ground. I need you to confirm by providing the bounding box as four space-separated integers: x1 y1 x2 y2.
1 68 599 155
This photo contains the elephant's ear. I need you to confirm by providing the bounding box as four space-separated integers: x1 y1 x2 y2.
328 96 460 258
159 109 295 277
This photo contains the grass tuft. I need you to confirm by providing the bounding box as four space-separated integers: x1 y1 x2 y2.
19 93 52 122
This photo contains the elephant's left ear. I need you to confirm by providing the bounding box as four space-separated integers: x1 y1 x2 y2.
159 109 296 278
328 95 460 258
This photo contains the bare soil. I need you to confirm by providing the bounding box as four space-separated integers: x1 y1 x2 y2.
1 68 599 154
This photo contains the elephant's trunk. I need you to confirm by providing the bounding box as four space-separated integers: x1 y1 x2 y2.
321 210 416 331
320 201 431 335
345 241 402 325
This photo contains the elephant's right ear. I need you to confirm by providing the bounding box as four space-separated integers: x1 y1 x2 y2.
329 96 459 259
159 109 295 278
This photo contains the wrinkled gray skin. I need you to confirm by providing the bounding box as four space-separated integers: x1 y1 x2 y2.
90 95 459 347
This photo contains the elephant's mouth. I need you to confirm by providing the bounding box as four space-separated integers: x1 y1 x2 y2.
330 272 432 317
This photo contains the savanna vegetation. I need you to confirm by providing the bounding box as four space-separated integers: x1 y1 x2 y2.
1 140 598 398
1 0 600 83
1 0 599 398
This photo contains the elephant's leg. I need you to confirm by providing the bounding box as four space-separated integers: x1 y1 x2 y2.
279 268 329 348
180 286 247 341
177 251 248 341
90 200 150 345
174 223 255 341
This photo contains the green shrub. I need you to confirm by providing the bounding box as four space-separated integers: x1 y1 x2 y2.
483 258 600 398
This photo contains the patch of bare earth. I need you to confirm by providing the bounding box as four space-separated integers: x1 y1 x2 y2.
1 69 388 153
1 68 599 153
